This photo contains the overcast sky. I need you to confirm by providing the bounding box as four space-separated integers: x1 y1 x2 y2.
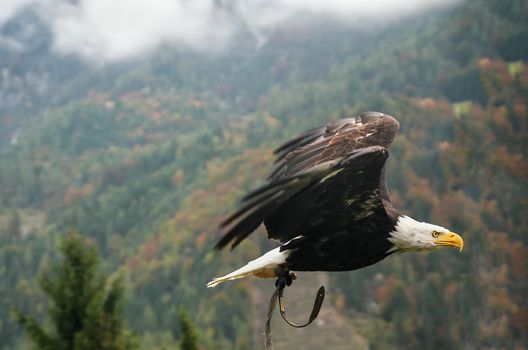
1 0 461 62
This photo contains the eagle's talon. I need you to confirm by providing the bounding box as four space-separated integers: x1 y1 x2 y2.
286 272 296 286
275 270 295 288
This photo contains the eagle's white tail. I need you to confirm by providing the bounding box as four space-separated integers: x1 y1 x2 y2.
207 247 289 288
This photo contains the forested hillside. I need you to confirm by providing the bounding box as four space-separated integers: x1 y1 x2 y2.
0 0 526 349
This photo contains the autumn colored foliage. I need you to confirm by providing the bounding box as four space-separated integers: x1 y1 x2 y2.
0 0 526 349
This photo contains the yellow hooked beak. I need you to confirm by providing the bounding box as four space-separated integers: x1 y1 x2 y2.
435 231 464 252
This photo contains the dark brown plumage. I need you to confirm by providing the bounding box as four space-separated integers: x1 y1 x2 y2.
216 111 402 272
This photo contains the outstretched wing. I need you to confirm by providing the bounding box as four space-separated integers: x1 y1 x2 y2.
216 146 391 249
270 112 399 200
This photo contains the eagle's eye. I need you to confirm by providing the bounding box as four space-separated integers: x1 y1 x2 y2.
432 230 440 238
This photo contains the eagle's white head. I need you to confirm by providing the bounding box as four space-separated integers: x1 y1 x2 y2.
388 216 464 253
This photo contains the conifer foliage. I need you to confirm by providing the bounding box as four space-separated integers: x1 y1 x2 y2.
178 308 199 350
13 233 139 350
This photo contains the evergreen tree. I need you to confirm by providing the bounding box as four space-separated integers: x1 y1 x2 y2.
13 232 139 350
178 308 198 350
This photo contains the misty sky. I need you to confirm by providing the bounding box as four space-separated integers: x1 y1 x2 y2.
1 0 461 62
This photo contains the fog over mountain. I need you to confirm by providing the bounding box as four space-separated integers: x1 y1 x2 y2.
2 0 461 62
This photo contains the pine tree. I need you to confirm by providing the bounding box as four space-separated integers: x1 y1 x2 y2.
13 232 139 350
178 308 198 350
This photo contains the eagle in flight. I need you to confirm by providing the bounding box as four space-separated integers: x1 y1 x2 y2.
208 112 463 288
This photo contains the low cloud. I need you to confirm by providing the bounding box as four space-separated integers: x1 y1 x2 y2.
1 0 461 62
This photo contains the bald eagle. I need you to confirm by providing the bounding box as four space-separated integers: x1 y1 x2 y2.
207 112 463 288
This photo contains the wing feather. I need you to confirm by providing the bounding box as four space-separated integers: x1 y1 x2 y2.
217 146 389 249
216 177 314 249
264 146 390 242
216 112 400 250
270 112 399 182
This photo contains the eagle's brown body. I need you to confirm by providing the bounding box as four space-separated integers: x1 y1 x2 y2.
216 112 402 272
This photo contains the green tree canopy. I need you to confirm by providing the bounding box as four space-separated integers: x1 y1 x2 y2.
178 308 199 350
13 232 139 350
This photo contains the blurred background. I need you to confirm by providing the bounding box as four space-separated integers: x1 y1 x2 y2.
0 0 526 349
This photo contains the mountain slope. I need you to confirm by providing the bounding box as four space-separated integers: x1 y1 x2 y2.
0 0 526 349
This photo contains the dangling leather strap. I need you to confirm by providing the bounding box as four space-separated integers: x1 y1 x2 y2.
265 287 280 350
264 280 325 350
278 285 325 328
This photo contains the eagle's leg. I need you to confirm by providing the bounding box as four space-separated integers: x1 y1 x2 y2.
274 266 296 287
